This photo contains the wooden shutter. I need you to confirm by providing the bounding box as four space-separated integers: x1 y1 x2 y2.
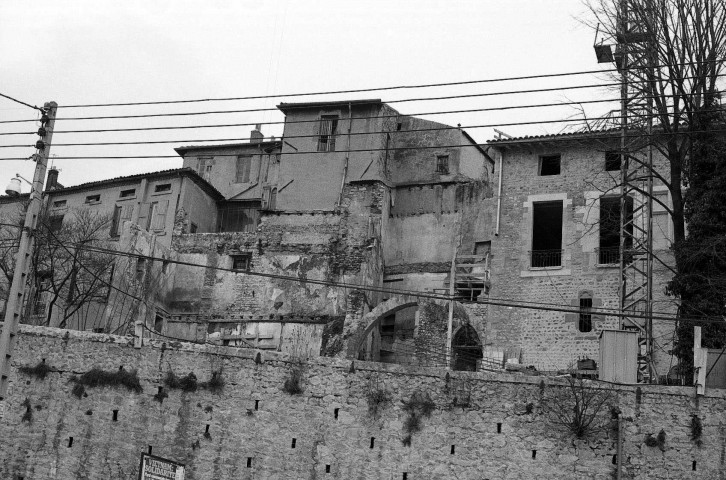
151 199 169 231
137 203 150 230
109 205 122 237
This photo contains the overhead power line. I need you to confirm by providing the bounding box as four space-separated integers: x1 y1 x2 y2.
1 106 719 149
46 58 726 109
3 125 726 161
52 238 726 325
0 92 42 112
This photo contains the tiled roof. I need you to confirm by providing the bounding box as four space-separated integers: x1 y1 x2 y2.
277 99 382 113
1 168 224 201
175 140 281 154
487 127 620 145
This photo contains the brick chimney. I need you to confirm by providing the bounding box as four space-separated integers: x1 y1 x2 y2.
250 124 264 144
45 167 59 191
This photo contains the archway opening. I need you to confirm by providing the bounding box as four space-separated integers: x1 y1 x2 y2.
452 325 483 371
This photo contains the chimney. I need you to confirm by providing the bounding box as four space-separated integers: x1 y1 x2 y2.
250 124 264 144
45 167 59 191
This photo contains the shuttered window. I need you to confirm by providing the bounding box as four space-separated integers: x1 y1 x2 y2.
317 115 339 152
150 199 169 231
236 155 253 183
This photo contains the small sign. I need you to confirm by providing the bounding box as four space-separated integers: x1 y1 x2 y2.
138 453 185 480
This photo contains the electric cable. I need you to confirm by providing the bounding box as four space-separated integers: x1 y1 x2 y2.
0 92 42 112
55 238 726 325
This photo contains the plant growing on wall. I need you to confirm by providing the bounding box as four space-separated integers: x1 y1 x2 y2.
18 360 53 380
69 366 143 398
645 429 667 451
366 377 392 417
542 376 614 439
401 390 436 446
164 369 225 393
283 362 305 395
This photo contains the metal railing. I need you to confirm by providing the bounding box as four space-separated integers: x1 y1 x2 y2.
530 249 562 268
597 247 620 265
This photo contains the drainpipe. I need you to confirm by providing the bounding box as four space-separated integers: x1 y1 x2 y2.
495 153 504 236
338 102 353 206
616 413 623 480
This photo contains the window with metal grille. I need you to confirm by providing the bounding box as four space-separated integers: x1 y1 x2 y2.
605 151 621 171
579 296 593 332
236 155 253 183
231 253 252 271
119 188 135 198
598 196 633 264
531 201 563 267
539 154 561 176
317 115 339 152
154 183 171 193
217 202 261 232
436 155 450 174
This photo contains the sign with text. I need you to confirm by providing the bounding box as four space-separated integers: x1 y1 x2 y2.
138 453 185 480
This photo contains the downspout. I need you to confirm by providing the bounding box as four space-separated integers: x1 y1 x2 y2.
338 102 353 206
495 152 504 236
616 413 623 480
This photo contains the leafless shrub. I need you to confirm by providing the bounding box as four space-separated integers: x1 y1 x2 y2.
542 376 614 439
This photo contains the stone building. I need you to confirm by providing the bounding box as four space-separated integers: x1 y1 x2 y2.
485 130 676 373
165 100 495 363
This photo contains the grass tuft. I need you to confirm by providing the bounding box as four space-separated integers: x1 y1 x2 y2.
72 367 142 394
18 361 53 380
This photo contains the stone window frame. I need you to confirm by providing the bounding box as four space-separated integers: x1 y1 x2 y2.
538 153 562 176
520 192 572 277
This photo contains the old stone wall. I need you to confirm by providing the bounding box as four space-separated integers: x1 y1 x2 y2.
488 143 676 371
3 325 725 480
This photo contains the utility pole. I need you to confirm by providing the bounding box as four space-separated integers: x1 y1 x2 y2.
0 101 57 419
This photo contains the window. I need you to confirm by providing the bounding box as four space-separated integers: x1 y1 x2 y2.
85 194 100 204
436 155 450 174
317 115 339 152
218 202 261 232
598 197 633 264
380 314 395 337
531 201 563 267
231 253 252 271
48 215 64 232
119 188 135 198
579 295 593 332
539 155 561 176
236 155 253 183
605 151 621 171
196 157 214 180
109 205 122 237
52 200 66 208
154 183 171 193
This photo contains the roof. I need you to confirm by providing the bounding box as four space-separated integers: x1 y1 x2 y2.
43 168 224 200
174 140 281 155
487 127 620 147
276 99 382 114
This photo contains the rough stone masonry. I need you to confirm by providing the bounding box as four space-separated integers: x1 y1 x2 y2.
2 325 725 479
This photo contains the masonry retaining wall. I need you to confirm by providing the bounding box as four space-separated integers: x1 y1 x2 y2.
2 325 725 479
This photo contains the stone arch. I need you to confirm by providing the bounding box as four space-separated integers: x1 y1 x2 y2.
345 295 422 359
451 324 483 371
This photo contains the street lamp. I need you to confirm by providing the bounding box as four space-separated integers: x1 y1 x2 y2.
4 174 33 197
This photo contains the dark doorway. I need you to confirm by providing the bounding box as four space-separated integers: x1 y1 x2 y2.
531 201 563 267
452 325 483 371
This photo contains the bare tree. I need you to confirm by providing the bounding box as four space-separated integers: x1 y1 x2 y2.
543 376 615 438
0 206 116 330
583 0 726 372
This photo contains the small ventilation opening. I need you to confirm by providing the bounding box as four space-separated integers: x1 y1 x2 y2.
255 400 259 410
291 438 296 449
334 408 339 419
67 437 73 448
112 409 118 421
532 450 537 459
612 454 617 465
205 424 210 434
370 437 375 448
326 465 331 473
402 473 408 480
692 460 697 471
451 445 455 455
497 423 502 433
148 446 153 455
247 457 252 468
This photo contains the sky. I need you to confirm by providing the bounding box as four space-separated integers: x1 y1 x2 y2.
0 0 616 190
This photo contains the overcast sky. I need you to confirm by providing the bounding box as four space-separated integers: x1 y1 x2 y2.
0 0 615 190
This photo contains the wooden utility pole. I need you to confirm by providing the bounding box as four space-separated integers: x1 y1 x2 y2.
0 101 57 419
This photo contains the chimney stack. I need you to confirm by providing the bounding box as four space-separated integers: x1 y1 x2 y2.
45 167 59 191
250 124 264 144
